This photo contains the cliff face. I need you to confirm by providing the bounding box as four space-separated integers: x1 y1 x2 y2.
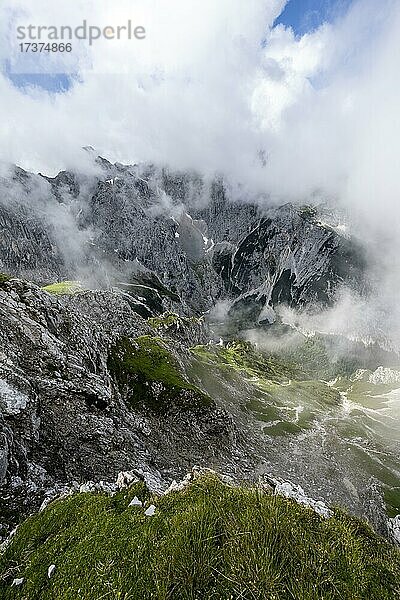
0 159 365 322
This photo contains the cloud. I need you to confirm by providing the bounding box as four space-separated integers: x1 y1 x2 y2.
0 0 286 174
0 0 400 345
0 0 398 212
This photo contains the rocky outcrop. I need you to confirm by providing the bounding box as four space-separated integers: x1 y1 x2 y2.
0 278 256 538
216 205 366 324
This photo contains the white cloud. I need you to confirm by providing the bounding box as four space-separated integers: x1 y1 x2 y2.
0 0 398 212
1 0 400 344
0 0 287 174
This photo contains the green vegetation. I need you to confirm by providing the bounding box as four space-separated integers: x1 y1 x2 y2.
0 273 12 286
280 335 386 380
148 312 182 329
192 339 300 383
334 371 400 405
249 378 340 435
191 335 351 383
42 281 83 296
1 474 399 600
148 312 202 330
280 336 334 379
108 336 212 412
191 340 341 436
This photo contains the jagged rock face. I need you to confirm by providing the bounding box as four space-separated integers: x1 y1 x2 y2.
0 189 65 285
215 205 366 324
0 279 254 537
0 159 365 323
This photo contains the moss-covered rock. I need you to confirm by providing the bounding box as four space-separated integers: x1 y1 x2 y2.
0 474 399 600
108 335 213 413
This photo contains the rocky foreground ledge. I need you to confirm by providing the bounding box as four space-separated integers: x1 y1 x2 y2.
0 469 399 600
0 277 259 538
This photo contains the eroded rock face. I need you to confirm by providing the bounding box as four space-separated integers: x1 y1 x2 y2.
0 159 365 323
215 205 366 325
0 279 254 538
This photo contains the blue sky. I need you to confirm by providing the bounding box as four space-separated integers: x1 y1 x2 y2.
275 0 353 35
5 70 74 94
6 0 353 94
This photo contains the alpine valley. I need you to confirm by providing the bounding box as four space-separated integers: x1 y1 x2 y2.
0 155 399 599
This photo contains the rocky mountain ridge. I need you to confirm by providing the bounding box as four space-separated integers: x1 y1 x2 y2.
0 157 365 324
2 157 397 546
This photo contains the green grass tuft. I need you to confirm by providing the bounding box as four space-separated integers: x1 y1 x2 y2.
0 273 12 286
41 281 83 295
0 474 399 599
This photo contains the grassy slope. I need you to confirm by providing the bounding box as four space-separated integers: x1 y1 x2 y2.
0 475 399 600
191 340 301 382
41 281 83 295
190 337 344 384
108 336 213 412
190 340 341 431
